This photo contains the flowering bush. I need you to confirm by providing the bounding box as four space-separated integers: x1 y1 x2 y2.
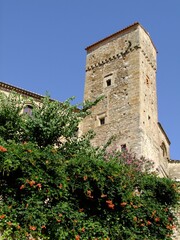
0 93 179 239
103 145 155 173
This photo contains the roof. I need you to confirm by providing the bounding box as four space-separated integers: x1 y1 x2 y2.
85 22 157 53
0 81 44 100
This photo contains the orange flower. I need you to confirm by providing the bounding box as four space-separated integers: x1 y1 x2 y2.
83 175 88 181
101 194 107 198
155 217 160 222
87 190 93 198
75 235 80 240
133 216 137 222
106 200 115 209
166 225 175 230
147 221 152 225
41 225 46 229
7 221 12 226
87 190 91 195
36 183 42 189
106 200 112 204
151 210 156 217
0 214 5 219
59 183 63 189
120 202 127 207
27 149 32 153
29 226 36 231
108 203 115 209
0 146 7 152
17 225 21 229
133 205 138 209
56 219 61 223
29 180 36 187
59 213 63 217
81 227 85 232
20 184 25 190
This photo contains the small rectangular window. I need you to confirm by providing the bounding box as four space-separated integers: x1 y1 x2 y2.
99 117 105 125
106 79 111 86
104 73 113 88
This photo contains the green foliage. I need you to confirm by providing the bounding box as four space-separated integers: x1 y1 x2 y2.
0 92 24 142
22 96 85 147
0 92 179 239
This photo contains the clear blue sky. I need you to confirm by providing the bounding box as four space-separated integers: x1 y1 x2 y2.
0 0 180 159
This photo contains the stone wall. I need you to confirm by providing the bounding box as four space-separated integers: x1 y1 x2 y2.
81 23 170 176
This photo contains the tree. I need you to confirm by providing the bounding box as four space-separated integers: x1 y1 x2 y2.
0 92 179 240
0 92 24 142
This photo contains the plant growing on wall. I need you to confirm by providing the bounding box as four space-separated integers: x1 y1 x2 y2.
0 92 179 240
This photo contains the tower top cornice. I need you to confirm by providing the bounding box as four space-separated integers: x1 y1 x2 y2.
85 22 157 53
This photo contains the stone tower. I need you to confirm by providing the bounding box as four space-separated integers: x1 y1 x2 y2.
81 22 170 176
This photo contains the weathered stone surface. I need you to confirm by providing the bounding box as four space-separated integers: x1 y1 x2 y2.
81 23 172 177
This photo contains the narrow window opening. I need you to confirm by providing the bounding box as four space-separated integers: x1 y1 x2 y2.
161 142 167 157
99 117 105 125
104 73 113 88
106 79 111 86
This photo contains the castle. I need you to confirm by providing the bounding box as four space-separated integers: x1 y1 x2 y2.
0 22 180 180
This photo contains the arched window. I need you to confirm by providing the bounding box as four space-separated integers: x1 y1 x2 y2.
161 142 167 157
23 105 33 116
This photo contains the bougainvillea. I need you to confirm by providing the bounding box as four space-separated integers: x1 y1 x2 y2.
0 92 179 239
